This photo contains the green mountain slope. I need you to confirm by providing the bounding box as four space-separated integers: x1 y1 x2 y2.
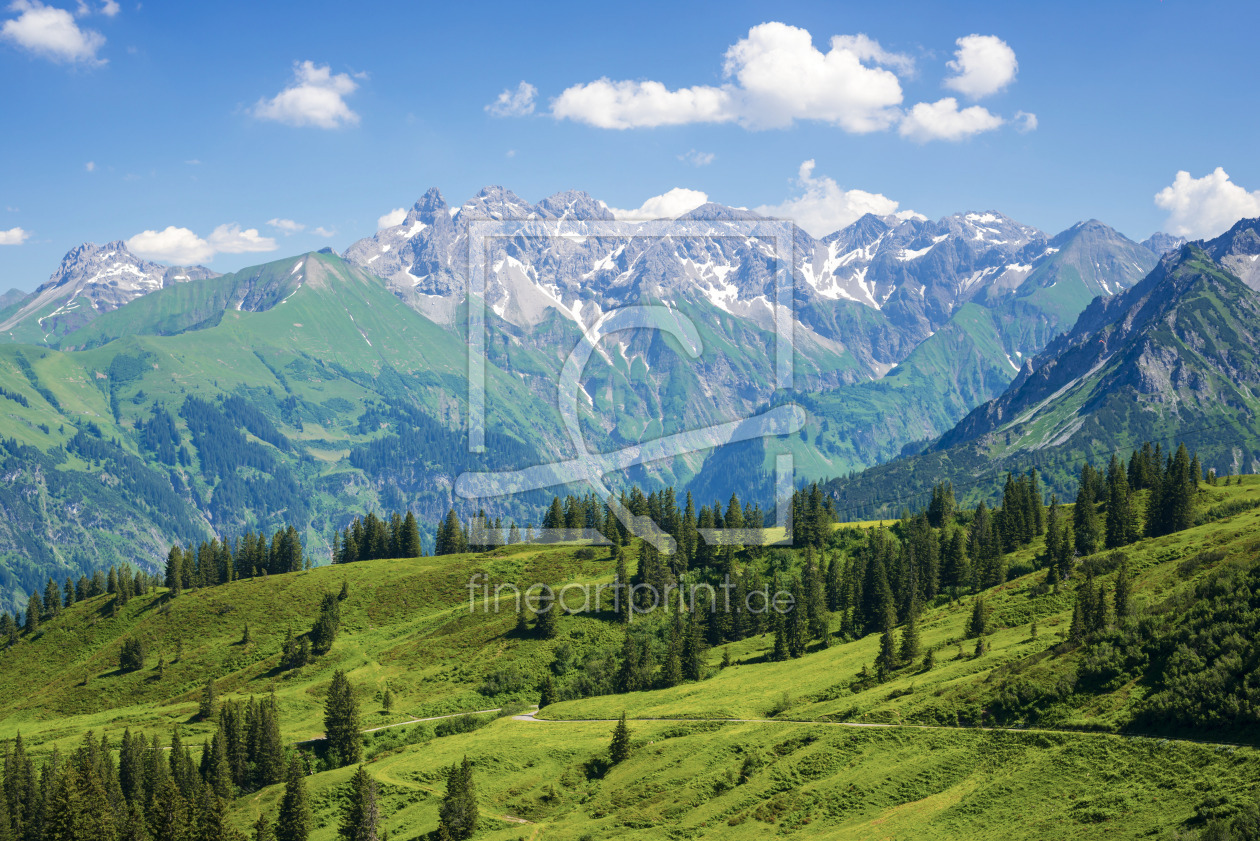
2 479 1260 839
824 221 1260 519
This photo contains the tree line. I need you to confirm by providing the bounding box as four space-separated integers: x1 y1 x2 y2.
4 566 159 646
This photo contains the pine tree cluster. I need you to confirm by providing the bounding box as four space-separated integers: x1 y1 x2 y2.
0 693 285 841
334 510 422 563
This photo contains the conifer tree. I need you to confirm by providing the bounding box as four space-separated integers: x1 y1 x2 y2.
535 586 560 639
275 756 311 841
24 591 40 635
877 612 898 676
661 624 683 688
941 528 969 594
966 597 989 639
198 679 218 721
339 766 380 841
1073 574 1096 643
539 674 557 708
1044 496 1061 566
165 546 183 597
204 730 232 799
609 712 632 765
381 687 393 713
771 607 789 662
1074 466 1100 557
926 481 955 528
437 757 478 840
614 549 630 624
309 591 341 655
253 814 276 841
682 608 706 680
1164 444 1196 533
401 511 421 558
43 578 60 617
1105 455 1137 548
324 670 362 767
899 602 921 664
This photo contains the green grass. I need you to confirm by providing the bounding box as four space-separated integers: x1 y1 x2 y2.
3 480 1260 838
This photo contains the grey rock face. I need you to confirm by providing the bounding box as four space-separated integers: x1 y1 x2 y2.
0 240 217 338
1141 231 1187 257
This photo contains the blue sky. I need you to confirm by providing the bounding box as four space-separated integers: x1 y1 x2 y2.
2 0 1259 289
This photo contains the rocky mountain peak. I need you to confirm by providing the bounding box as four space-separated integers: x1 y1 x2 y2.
1200 217 1260 291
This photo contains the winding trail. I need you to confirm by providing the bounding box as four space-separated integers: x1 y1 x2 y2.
509 707 1257 751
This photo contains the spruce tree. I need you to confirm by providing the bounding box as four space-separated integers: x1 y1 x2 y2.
966 597 989 639
539 675 557 708
324 670 362 767
1044 496 1061 566
1073 468 1100 557
877 613 898 677
609 712 632 765
276 756 311 841
165 546 183 597
771 607 789 662
1105 455 1137 549
253 814 277 841
661 624 683 688
198 679 218 721
339 766 380 841
899 602 921 665
682 608 705 680
24 591 40 635
401 512 421 558
437 757 478 840
614 550 630 624
535 587 560 639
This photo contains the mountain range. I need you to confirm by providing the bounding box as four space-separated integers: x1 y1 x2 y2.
0 184 1209 611
826 217 1260 518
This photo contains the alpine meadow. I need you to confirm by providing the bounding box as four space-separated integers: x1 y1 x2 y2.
3 3 1260 840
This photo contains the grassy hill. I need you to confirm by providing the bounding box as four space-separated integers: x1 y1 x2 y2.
3 477 1260 838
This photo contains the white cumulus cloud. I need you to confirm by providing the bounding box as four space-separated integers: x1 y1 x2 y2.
552 22 907 132
206 223 275 254
127 227 215 264
486 81 536 117
606 188 710 220
1155 168 1260 239
899 97 1004 142
1 0 105 65
755 160 916 238
312 226 335 238
377 207 407 230
127 223 277 264
0 227 31 245
84 160 94 171
943 34 1018 99
831 33 916 77
253 61 361 129
267 217 305 235
679 149 715 167
1014 110 1038 133
100 0 118 15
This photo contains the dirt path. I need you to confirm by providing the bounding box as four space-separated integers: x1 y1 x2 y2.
509 708 1256 750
